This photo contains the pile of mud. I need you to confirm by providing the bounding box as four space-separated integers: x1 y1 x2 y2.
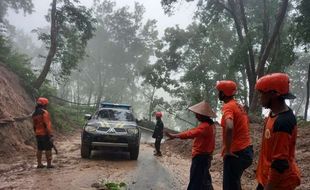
162 122 310 189
0 63 35 160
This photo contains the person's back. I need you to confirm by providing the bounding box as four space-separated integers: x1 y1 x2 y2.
154 119 164 138
221 99 251 154
33 108 52 136
32 97 54 169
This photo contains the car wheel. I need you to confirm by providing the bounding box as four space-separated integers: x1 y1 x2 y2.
129 146 139 160
81 143 91 158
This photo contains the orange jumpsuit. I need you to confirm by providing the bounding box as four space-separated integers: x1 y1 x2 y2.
177 121 215 190
32 109 52 136
256 109 300 189
178 122 215 157
221 99 251 154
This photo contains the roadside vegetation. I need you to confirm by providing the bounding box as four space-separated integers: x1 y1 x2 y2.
1 0 310 133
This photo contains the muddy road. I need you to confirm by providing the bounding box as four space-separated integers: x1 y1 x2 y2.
0 129 221 190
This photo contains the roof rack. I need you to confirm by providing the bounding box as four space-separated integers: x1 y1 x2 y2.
100 102 131 110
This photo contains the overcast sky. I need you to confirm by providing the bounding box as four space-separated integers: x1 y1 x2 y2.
6 0 197 102
7 0 197 39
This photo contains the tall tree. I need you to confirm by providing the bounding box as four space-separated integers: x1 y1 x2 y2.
0 0 33 22
295 0 310 120
68 0 159 109
33 0 96 89
161 0 292 113
142 16 238 112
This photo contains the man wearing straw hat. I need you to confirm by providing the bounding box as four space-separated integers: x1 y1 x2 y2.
166 101 216 190
216 80 253 190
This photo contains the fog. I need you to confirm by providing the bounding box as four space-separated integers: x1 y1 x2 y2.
2 0 309 129
7 0 196 38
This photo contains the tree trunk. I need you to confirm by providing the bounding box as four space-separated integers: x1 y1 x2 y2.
259 0 270 61
87 86 93 106
33 0 57 89
148 87 156 121
249 0 289 113
241 68 249 107
239 0 256 104
239 0 256 78
77 78 80 105
304 63 310 120
96 71 103 108
256 0 288 78
226 0 256 104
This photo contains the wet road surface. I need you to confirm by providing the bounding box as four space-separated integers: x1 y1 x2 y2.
0 130 194 190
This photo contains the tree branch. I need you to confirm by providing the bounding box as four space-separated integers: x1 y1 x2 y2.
256 0 289 78
33 0 57 89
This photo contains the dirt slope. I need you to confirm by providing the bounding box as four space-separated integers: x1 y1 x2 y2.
0 63 35 160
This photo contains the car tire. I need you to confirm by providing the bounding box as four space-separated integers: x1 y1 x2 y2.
81 143 91 158
129 146 139 160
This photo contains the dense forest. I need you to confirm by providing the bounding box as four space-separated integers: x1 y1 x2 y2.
1 0 310 130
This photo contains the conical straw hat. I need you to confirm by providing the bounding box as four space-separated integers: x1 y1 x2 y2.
188 101 216 118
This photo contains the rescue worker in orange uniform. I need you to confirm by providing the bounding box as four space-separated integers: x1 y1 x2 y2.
152 111 164 156
32 97 54 169
166 101 216 190
216 80 253 190
255 73 300 190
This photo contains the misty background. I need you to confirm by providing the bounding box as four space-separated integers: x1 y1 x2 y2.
1 0 310 131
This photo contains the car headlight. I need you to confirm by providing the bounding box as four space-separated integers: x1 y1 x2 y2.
127 128 139 135
85 125 97 132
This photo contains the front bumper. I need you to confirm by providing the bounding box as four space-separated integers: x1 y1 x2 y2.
91 142 128 148
82 130 140 149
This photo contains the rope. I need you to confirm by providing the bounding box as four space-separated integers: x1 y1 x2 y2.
49 93 196 126
141 91 196 126
49 95 97 106
0 94 96 125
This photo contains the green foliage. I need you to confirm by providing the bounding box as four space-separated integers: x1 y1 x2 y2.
0 0 33 21
35 0 96 79
295 0 310 48
71 0 159 106
0 37 84 132
160 0 194 14
158 0 297 112
142 15 236 110
48 102 94 132
0 37 36 93
286 53 309 116
94 180 127 190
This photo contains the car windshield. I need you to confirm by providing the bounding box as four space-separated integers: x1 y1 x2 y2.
98 109 134 121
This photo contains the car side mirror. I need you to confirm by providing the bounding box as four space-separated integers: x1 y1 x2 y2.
84 114 92 120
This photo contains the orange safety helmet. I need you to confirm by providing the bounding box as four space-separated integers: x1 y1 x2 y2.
37 97 49 106
155 112 162 118
216 80 237 96
255 73 296 99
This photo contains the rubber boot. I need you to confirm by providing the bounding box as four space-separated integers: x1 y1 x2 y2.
46 150 54 168
36 150 45 168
